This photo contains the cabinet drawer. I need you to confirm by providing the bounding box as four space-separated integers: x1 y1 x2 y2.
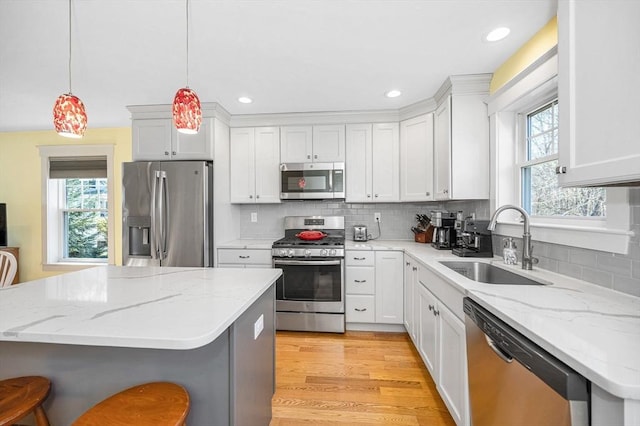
346 267 375 294
217 249 272 265
418 266 464 321
346 295 375 323
346 251 375 266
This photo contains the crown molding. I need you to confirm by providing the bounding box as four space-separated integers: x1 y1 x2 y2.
229 109 400 127
126 102 232 125
433 73 492 105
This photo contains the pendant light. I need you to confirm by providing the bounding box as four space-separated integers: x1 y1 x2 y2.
172 0 201 134
53 0 87 138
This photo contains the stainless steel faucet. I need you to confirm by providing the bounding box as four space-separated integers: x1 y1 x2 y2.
487 205 538 270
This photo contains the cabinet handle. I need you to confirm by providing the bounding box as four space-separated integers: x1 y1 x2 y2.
172 151 176 156
433 309 440 316
249 195 253 199
354 279 367 283
443 189 449 194
375 194 379 198
353 257 366 260
256 195 260 199
355 308 367 312
412 266 417 271
239 255 250 259
428 304 434 311
406 262 410 266
314 154 318 159
367 194 371 198
555 166 567 174
426 192 430 196
307 154 311 159
164 151 170 156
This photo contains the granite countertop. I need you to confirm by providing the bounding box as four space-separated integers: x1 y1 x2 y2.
0 266 281 350
348 239 640 400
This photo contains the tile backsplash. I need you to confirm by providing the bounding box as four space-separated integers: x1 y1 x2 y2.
238 189 639 298
238 200 489 240
492 188 640 297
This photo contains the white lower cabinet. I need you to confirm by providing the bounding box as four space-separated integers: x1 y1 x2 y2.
345 250 403 325
217 248 272 268
417 264 469 426
403 255 419 344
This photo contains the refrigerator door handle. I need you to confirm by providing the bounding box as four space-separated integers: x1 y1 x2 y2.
150 170 160 259
158 170 168 260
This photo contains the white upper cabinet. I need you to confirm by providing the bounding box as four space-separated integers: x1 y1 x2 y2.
433 75 491 200
230 127 281 204
346 123 399 202
280 125 345 163
132 117 214 161
557 0 640 186
400 113 434 201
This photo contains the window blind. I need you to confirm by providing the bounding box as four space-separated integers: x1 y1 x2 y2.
49 156 107 179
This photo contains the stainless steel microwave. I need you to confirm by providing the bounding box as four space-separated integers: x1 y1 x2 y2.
280 162 345 200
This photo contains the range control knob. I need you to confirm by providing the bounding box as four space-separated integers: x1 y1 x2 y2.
320 249 328 256
304 249 312 257
278 249 287 257
329 249 336 256
287 249 295 258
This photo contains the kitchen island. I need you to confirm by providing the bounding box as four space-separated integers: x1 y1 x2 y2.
0 266 281 425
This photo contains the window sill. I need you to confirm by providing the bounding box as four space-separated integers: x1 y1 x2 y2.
42 262 109 272
493 221 633 255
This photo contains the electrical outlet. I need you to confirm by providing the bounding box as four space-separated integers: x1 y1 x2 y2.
251 212 258 223
374 212 381 223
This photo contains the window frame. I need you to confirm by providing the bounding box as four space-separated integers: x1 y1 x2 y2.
39 144 115 270
487 48 632 254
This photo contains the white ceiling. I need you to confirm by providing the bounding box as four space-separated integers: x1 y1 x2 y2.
0 0 557 132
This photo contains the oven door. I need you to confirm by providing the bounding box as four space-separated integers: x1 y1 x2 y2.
273 258 344 313
280 163 344 200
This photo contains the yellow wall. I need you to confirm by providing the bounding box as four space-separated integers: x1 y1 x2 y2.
490 17 558 94
0 128 131 282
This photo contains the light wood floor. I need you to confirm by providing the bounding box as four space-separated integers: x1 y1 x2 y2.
270 331 456 426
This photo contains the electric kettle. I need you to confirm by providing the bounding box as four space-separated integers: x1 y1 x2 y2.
353 225 368 241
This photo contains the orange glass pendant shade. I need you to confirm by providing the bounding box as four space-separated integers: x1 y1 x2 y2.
53 93 87 138
172 87 201 134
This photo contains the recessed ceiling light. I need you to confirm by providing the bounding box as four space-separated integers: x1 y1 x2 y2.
385 90 402 98
486 27 510 42
238 96 253 104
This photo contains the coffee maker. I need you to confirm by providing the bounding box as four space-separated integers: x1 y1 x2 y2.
431 211 456 250
452 219 493 257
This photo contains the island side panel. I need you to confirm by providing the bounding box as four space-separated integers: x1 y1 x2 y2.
231 285 276 426
0 332 231 425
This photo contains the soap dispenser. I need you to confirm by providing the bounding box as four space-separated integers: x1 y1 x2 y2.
503 237 518 265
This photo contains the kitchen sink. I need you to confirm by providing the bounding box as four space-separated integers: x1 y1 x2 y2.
440 261 547 285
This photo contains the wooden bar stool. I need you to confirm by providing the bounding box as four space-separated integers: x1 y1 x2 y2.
0 376 51 426
72 382 189 426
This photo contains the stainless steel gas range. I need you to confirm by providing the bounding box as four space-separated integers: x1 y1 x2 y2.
272 216 345 333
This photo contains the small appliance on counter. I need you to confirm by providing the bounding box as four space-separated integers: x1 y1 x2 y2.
452 219 493 257
431 211 456 250
353 225 368 242
453 211 465 248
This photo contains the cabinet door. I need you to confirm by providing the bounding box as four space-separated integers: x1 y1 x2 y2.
558 0 640 186
400 114 434 201
230 128 256 203
374 251 403 324
371 123 400 202
403 256 415 337
254 127 281 204
345 124 373 202
280 126 313 163
132 119 173 161
438 304 468 426
434 98 452 200
418 284 438 376
313 125 346 162
172 116 214 160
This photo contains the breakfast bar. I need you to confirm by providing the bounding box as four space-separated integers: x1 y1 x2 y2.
0 266 281 425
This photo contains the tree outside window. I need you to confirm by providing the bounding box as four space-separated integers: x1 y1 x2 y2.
521 100 605 217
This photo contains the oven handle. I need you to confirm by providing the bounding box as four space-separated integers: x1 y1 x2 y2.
274 259 342 266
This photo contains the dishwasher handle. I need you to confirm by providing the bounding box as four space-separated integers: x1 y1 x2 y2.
485 335 513 363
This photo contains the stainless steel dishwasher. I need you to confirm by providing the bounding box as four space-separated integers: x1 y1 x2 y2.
463 297 590 426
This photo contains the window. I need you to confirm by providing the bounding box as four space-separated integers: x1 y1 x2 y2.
488 49 631 254
39 145 115 269
519 100 606 219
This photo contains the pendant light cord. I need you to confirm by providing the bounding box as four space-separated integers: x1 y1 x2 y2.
68 0 73 94
185 0 190 88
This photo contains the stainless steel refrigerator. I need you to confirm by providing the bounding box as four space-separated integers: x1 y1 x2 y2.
122 161 213 267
